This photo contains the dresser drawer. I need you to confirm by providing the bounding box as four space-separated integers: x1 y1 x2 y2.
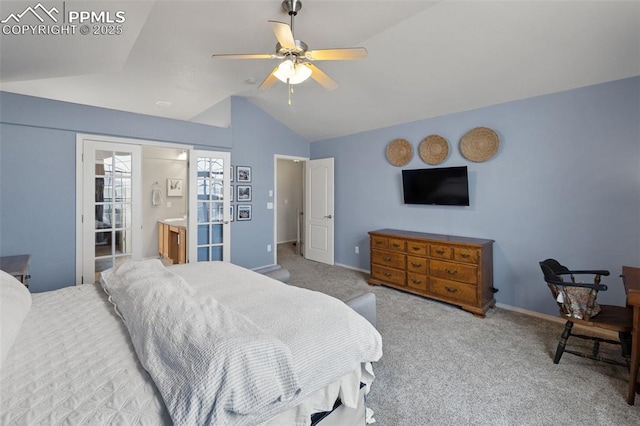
371 265 406 287
406 255 427 274
430 277 477 305
388 238 406 252
371 236 388 250
372 249 406 269
429 259 478 285
454 247 480 264
430 244 453 260
406 241 427 256
407 273 427 291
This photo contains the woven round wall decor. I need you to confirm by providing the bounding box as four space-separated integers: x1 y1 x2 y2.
419 135 449 165
459 127 499 162
386 138 413 166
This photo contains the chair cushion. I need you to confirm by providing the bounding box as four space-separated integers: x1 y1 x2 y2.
559 286 601 320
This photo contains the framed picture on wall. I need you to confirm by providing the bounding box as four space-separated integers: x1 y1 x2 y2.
237 204 251 221
230 205 234 222
230 185 234 202
236 166 251 182
237 185 252 202
167 178 183 197
230 166 234 182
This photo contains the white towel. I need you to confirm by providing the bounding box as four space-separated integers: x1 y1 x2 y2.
152 188 163 206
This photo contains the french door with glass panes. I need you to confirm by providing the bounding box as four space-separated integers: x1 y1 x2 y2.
189 150 231 262
82 140 142 283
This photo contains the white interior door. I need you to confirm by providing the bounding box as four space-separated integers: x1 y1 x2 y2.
189 150 231 262
81 139 142 283
305 158 334 265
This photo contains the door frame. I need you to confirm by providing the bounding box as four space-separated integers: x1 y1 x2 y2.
75 133 192 285
273 154 309 265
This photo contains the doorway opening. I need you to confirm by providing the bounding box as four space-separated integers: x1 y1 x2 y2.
76 134 232 285
274 155 307 265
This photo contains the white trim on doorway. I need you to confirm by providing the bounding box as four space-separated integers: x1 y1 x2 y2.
273 154 309 266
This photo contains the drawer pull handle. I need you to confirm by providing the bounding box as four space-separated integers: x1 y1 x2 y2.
445 286 458 293
436 249 445 255
460 253 470 258
412 246 421 251
412 279 422 285
375 240 384 245
383 272 392 277
392 243 400 248
411 262 422 267
445 268 458 275
383 256 392 262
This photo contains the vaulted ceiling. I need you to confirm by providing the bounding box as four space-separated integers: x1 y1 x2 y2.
1 1 639 141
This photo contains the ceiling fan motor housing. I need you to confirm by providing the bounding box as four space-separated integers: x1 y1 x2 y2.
276 40 308 57
282 0 302 15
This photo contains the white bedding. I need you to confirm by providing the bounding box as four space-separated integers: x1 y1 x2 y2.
1 261 382 426
0 283 170 425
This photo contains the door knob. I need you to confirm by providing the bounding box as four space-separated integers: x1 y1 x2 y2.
324 214 333 219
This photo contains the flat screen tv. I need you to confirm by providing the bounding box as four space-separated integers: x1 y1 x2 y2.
402 166 470 206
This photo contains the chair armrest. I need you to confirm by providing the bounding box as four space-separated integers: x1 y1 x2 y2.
556 281 608 292
559 269 610 277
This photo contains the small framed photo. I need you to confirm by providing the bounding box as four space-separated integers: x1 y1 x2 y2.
237 185 252 202
237 204 252 221
236 166 252 182
230 185 234 202
167 178 183 197
230 166 234 182
230 205 234 222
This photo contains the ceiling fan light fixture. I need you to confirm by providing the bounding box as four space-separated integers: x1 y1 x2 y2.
274 59 311 84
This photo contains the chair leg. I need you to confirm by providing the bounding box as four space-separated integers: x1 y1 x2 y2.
619 331 632 358
554 321 573 364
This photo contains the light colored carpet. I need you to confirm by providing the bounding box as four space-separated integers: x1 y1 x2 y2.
277 243 640 425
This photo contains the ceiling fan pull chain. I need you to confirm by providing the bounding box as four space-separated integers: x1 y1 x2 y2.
288 80 292 105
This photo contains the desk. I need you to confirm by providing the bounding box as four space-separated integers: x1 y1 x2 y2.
622 265 640 405
0 254 31 287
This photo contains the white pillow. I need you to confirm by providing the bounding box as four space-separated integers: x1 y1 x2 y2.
0 270 32 370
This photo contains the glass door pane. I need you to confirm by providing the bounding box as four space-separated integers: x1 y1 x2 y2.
189 151 230 262
83 141 141 283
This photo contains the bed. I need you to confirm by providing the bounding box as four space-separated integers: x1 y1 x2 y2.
0 260 382 425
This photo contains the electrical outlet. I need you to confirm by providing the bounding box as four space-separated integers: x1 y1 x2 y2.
355 246 359 254
267 244 272 252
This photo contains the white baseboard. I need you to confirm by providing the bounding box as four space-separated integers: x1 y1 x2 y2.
496 302 618 339
335 262 370 274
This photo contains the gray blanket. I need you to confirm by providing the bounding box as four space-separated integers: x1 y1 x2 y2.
100 260 300 425
101 260 382 425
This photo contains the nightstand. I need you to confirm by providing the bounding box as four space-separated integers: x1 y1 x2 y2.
0 254 31 288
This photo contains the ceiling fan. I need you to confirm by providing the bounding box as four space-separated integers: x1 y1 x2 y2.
212 0 367 95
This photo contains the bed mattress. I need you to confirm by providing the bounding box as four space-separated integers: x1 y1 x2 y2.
0 284 170 425
1 262 380 425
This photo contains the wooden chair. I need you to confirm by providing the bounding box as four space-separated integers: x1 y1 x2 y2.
539 258 633 367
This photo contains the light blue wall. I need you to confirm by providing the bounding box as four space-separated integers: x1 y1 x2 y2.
311 77 640 316
229 97 309 268
0 92 308 292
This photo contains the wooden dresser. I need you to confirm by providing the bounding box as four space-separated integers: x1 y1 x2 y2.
368 229 495 317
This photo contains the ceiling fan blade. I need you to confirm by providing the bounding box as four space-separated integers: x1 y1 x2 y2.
305 47 367 61
258 66 280 90
269 20 296 50
305 63 338 91
212 53 276 60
